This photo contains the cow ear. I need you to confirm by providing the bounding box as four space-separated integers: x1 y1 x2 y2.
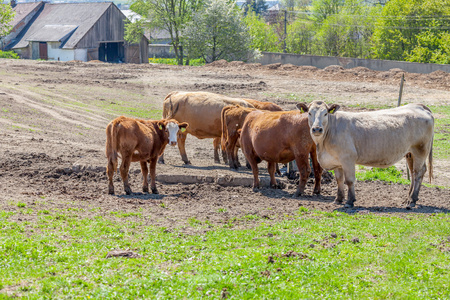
328 104 340 114
296 103 309 113
157 121 166 130
179 122 188 132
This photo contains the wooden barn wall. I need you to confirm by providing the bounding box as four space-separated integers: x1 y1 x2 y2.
76 5 126 49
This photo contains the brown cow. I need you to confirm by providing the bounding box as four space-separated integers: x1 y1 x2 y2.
106 116 188 195
240 109 322 196
221 101 283 169
159 91 254 165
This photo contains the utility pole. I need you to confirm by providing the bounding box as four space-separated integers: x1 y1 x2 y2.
284 10 287 53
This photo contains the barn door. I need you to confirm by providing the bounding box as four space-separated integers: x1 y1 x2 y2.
39 42 48 60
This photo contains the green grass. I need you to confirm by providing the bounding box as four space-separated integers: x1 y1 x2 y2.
356 166 410 185
149 57 206 66
1 209 449 298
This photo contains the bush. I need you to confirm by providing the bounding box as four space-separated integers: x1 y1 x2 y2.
148 57 205 66
0 50 19 59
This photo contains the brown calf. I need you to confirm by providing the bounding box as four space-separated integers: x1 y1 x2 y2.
221 100 283 169
105 116 188 195
240 109 322 196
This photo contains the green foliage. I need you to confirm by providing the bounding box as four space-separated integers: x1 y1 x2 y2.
0 50 19 59
371 0 450 62
243 0 268 15
183 0 253 63
0 3 15 37
124 19 146 44
148 57 205 66
244 11 281 52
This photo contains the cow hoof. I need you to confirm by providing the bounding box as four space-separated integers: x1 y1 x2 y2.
344 202 354 208
405 201 415 210
158 160 165 164
294 191 303 197
125 191 132 195
143 187 149 193
108 190 115 195
184 161 192 165
332 200 343 205
252 187 260 192
151 188 159 194
313 190 321 195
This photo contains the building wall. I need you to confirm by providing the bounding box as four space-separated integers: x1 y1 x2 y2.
76 4 126 48
148 44 176 59
256 52 450 74
74 49 88 61
47 42 75 61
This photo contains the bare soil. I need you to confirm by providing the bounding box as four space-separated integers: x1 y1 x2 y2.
0 59 449 229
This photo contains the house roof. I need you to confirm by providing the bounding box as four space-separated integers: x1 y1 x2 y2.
9 1 43 28
11 2 113 49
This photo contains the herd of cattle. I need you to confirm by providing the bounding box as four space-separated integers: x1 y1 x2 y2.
105 91 435 209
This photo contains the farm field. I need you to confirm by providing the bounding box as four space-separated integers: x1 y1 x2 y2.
0 59 449 298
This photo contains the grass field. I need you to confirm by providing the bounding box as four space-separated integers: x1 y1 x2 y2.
1 206 450 299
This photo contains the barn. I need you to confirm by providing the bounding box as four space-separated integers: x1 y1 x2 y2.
4 1 148 63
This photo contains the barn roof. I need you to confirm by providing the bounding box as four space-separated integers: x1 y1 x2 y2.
9 1 43 28
11 2 113 49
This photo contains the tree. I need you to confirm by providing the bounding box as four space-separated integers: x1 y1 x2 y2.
371 0 450 61
183 0 253 63
1 3 15 37
244 11 281 52
127 0 203 65
312 0 345 23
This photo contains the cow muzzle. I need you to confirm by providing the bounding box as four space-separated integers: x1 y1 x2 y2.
170 141 177 146
311 126 323 136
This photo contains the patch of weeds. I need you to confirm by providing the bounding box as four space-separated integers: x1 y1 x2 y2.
38 210 50 215
110 211 142 218
160 202 167 209
17 202 26 208
188 217 202 227
298 206 309 214
217 208 227 213
356 166 410 185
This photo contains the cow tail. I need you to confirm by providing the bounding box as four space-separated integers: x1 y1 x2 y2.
428 135 433 184
105 121 119 173
162 93 173 119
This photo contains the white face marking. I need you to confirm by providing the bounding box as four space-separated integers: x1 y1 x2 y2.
166 122 179 146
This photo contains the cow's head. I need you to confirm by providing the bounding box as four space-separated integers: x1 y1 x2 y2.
158 120 189 146
296 101 340 140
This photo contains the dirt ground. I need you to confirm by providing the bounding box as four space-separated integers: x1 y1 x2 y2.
0 59 449 229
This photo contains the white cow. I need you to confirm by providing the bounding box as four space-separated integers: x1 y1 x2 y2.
297 101 434 209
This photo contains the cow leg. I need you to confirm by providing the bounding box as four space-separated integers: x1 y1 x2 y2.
119 154 133 195
405 153 414 197
268 162 277 188
106 156 118 195
149 158 159 194
333 167 345 204
213 138 221 164
406 156 427 209
294 155 310 197
177 132 191 164
158 153 165 164
235 147 242 168
343 165 356 208
310 150 322 195
227 137 239 169
140 161 149 193
275 164 281 176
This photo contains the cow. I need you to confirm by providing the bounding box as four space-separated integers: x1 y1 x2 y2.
243 99 283 112
240 109 322 197
300 100 434 209
159 91 254 165
221 105 257 169
105 116 188 195
221 101 283 170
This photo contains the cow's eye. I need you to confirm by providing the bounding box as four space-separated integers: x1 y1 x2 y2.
324 113 328 116
308 112 311 116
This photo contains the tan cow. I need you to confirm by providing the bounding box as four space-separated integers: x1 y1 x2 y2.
160 91 254 165
106 116 188 195
301 101 434 209
240 109 322 196
243 99 283 112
